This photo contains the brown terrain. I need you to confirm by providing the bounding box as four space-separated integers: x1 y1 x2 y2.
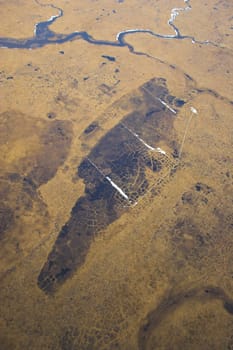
0 0 233 349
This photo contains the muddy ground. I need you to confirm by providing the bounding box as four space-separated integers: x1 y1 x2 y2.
0 0 232 349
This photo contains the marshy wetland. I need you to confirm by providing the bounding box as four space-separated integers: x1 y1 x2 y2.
0 0 233 349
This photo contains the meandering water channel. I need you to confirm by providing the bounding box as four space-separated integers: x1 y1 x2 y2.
0 0 216 51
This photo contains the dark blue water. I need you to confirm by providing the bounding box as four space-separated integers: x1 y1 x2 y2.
0 3 197 51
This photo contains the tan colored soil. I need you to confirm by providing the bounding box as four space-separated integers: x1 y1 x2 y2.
0 0 232 349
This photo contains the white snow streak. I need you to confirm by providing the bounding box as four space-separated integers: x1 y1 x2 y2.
157 98 177 114
105 177 129 200
121 124 155 151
